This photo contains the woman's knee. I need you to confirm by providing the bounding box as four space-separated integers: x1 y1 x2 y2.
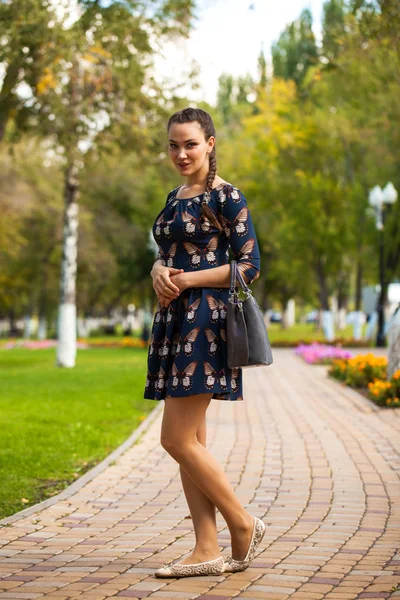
160 433 193 458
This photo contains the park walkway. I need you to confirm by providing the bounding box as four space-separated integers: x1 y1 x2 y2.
0 349 399 600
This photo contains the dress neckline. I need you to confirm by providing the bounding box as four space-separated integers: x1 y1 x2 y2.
174 181 228 201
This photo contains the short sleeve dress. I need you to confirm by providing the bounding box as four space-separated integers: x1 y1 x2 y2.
143 182 261 402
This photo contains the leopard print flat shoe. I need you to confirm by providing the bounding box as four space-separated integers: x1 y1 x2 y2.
223 516 266 573
155 555 225 578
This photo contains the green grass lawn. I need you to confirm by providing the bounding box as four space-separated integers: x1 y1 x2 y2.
267 322 364 343
0 347 155 520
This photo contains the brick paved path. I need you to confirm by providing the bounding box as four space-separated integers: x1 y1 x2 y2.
1 349 399 600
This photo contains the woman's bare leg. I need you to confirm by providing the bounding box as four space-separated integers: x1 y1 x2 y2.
162 393 254 562
178 413 220 564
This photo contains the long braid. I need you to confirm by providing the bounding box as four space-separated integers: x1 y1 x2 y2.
206 150 217 194
201 149 222 231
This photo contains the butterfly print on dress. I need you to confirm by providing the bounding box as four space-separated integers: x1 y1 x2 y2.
158 242 178 268
182 210 197 237
237 261 257 282
155 367 167 392
183 327 201 356
206 295 227 322
184 297 201 323
183 236 218 268
154 212 177 239
238 238 255 260
157 335 170 358
149 333 155 356
204 328 219 355
233 207 249 236
200 216 212 233
219 214 231 238
170 331 180 357
171 360 198 391
154 306 163 324
231 367 240 393
166 302 177 325
203 362 228 390
145 371 158 389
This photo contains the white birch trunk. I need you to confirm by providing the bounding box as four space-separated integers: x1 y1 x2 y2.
285 299 296 327
322 310 335 342
38 317 47 340
337 308 346 330
57 163 79 368
353 311 364 340
388 309 400 378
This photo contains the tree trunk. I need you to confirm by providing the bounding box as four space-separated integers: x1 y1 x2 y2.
315 258 335 340
38 284 47 340
0 58 21 142
315 258 330 311
355 259 363 311
388 307 400 378
56 162 79 367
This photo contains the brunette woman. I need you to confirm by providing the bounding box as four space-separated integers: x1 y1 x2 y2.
144 107 266 578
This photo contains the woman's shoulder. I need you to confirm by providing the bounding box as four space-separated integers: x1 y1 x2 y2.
213 180 242 203
167 184 181 200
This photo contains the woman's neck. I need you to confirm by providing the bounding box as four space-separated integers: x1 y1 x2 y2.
184 164 210 189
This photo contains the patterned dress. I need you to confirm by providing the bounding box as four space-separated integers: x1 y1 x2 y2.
143 182 261 401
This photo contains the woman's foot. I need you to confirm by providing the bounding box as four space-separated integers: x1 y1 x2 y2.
155 555 224 578
230 514 255 560
224 516 266 573
178 549 222 565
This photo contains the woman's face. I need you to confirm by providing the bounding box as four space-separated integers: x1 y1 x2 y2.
168 121 214 177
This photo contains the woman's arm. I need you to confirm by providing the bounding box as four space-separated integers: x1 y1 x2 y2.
171 186 260 292
173 264 231 289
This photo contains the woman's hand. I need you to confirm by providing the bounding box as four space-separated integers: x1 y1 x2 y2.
169 272 190 293
156 272 190 308
151 264 184 307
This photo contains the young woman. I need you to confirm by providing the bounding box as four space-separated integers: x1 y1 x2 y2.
144 107 266 578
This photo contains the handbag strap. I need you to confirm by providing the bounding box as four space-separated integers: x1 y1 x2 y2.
229 260 252 296
229 259 238 294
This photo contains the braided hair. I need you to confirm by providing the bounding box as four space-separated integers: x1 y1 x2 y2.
167 107 222 232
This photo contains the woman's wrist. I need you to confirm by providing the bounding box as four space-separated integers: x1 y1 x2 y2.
151 260 164 278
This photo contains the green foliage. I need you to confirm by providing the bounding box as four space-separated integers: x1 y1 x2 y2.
272 8 318 86
1 0 400 322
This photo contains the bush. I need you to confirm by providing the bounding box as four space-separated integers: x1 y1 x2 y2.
368 370 400 407
329 353 387 388
328 354 400 407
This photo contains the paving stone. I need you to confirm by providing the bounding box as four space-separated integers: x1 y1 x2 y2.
0 350 399 600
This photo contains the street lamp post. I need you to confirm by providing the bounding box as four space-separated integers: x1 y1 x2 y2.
368 182 398 347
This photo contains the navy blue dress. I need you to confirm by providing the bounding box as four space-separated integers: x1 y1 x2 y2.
143 182 261 402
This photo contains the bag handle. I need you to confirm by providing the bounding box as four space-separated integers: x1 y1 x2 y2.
229 260 252 297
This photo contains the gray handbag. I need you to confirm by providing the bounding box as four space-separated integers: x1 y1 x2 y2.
227 260 273 369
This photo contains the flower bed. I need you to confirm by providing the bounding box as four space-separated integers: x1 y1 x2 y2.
328 353 400 407
1 338 147 350
295 343 352 364
79 337 147 349
3 339 89 350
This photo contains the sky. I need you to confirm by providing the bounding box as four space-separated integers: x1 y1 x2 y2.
152 0 325 106
0 0 325 113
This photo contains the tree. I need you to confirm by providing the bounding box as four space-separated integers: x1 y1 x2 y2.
322 0 347 63
272 9 318 87
1 0 196 365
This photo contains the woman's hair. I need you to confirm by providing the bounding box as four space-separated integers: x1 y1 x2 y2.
167 107 222 232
